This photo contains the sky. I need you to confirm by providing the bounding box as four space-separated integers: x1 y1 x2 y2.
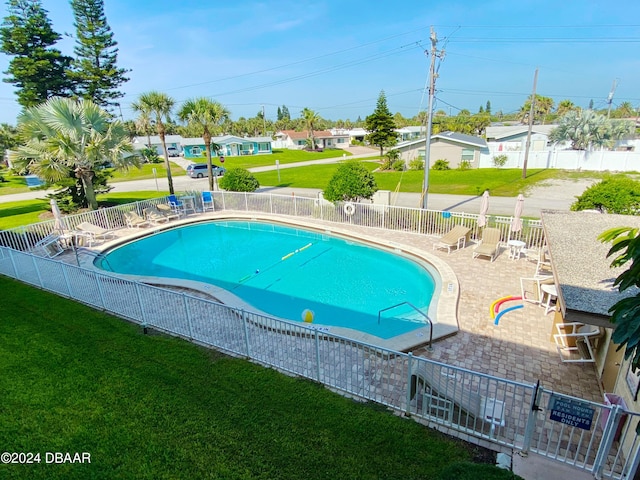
0 0 639 125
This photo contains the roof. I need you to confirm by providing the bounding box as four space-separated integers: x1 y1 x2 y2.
276 130 344 140
132 135 183 145
542 210 640 325
486 125 556 141
432 131 487 148
181 135 273 146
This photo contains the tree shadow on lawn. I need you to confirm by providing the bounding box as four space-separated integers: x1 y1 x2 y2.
0 201 48 219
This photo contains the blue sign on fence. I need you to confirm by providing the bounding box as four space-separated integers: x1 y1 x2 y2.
548 394 594 430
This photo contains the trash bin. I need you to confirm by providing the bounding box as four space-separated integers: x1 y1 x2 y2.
602 393 628 442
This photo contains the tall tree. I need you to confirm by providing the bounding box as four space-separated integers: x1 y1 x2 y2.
364 91 397 157
178 97 230 191
0 0 74 107
133 92 175 193
555 99 577 116
301 107 321 149
70 0 129 109
519 94 555 124
0 122 18 160
14 97 137 209
130 99 153 148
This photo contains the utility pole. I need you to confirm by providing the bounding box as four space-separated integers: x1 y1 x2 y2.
607 79 618 118
522 68 538 180
421 27 445 209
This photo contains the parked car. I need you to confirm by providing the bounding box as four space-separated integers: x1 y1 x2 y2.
186 163 226 178
167 147 181 157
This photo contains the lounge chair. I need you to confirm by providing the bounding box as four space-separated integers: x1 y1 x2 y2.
76 222 116 241
433 225 471 254
155 204 181 220
410 361 505 436
472 227 501 262
553 323 605 363
524 246 552 276
144 207 171 224
124 211 151 229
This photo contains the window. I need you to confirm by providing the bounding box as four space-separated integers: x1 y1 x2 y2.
258 142 270 152
191 146 201 155
461 148 475 162
337 138 346 144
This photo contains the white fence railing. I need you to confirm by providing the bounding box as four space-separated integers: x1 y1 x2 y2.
0 191 545 253
0 191 638 478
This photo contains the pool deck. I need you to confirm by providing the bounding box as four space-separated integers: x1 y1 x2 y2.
59 211 602 403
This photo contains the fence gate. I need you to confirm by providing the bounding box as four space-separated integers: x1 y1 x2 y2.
521 384 640 479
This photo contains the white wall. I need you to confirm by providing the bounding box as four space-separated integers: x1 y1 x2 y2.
480 144 640 171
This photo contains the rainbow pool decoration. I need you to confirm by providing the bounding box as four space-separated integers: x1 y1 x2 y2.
491 296 523 325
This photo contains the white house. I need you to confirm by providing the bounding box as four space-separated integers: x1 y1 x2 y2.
132 135 183 155
395 131 488 169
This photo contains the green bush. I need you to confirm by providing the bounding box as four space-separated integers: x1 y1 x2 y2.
140 147 161 163
458 160 472 171
219 168 260 192
438 461 523 480
571 175 640 214
492 154 508 168
323 161 378 202
432 159 450 170
409 158 424 170
391 159 405 171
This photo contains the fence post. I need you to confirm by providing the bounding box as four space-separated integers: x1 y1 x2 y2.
406 352 413 415
593 404 623 478
623 435 640 480
134 282 146 324
315 329 321 382
61 263 73 298
521 380 543 455
31 255 44 288
242 310 251 358
95 272 107 308
183 293 193 340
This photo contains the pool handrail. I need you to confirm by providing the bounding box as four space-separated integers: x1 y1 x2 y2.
378 301 433 350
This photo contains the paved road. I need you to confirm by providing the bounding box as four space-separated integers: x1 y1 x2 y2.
0 149 592 218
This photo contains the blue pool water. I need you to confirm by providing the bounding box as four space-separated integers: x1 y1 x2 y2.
96 221 437 339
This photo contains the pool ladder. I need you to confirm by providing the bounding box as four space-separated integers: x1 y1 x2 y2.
378 301 433 350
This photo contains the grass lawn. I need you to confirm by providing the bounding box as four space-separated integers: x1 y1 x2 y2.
253 161 377 189
0 191 168 230
107 162 185 182
0 276 520 480
185 148 353 171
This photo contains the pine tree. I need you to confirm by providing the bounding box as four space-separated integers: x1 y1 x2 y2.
0 0 74 107
364 90 397 157
486 100 491 114
70 0 129 109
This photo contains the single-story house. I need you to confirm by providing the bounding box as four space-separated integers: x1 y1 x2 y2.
275 130 350 150
485 125 557 152
181 135 273 159
132 135 183 155
395 131 488 169
397 126 426 142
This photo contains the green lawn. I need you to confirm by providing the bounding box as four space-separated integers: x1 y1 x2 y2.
184 148 353 170
253 161 377 189
0 276 519 480
107 161 185 182
0 191 168 230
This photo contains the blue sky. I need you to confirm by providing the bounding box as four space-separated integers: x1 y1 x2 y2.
0 0 639 125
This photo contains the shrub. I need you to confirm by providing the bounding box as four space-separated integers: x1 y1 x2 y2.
458 160 472 171
492 154 508 168
432 159 450 170
140 147 160 163
409 158 424 170
391 159 405 171
323 161 378 202
571 175 640 214
219 168 260 192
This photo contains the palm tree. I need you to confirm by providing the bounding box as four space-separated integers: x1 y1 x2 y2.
178 98 230 191
549 110 633 150
133 91 175 193
15 97 137 210
556 99 577 117
301 107 321 149
131 99 154 148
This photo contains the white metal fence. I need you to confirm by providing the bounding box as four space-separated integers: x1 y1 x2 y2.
0 191 638 478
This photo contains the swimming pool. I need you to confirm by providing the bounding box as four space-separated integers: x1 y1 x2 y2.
96 220 439 339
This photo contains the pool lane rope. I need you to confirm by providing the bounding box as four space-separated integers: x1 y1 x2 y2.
281 242 313 261
491 296 523 325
